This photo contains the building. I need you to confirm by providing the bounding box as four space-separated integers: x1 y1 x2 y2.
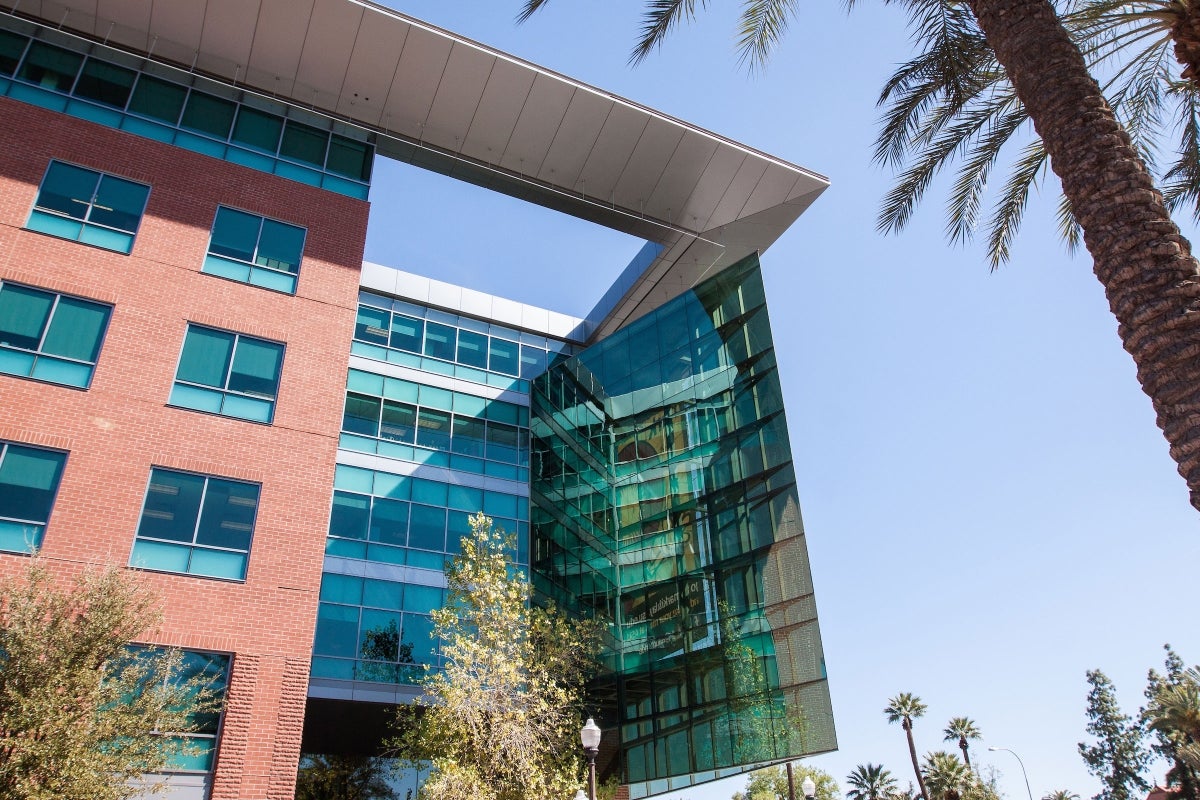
0 1 835 798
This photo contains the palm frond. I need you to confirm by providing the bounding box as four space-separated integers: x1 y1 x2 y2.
735 0 799 71
515 0 553 24
945 105 1029 247
1056 194 1084 255
985 140 1049 268
630 0 709 65
1162 84 1200 221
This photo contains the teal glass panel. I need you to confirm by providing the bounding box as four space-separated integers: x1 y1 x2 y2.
417 384 452 412
488 337 519 375
383 377 418 403
334 465 373 493
202 254 252 282
35 162 97 220
220 392 273 422
181 91 235 139
363 578 402 609
209 207 259 263
227 147 275 171
280 121 328 166
73 59 135 107
250 267 296 295
329 491 370 539
450 416 486 457
228 336 283 398
326 135 372 181
130 539 190 572
0 30 27 76
343 393 381 436
119 115 174 142
89 173 147 233
273 160 322 186
484 401 519 425
338 433 377 453
402 584 441 615
410 478 447 507
369 498 409 545
314 603 359 658
347 368 384 395
42 295 110 362
127 74 186 123
520 344 547 379
194 478 259 550
77 225 133 253
188 548 246 580
232 106 283 152
321 573 364 605
365 542 407 565
66 97 122 125
29 357 90 387
256 219 305 273
26 210 83 240
175 131 226 157
422 321 455 361
0 519 43 553
415 408 451 451
380 400 416 443
447 485 483 513
482 491 518 519
325 538 366 559
0 443 66 526
169 384 223 413
177 327 233 388
0 348 35 378
456 329 488 369
137 469 204 543
0 283 52 349
322 174 369 199
18 42 82 92
390 314 423 353
164 737 216 772
452 392 487 416
407 505 445 551
355 307 390 346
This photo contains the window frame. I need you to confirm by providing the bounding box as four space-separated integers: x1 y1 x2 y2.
0 280 112 389
202 205 307 295
129 466 262 582
169 324 285 424
26 160 151 254
0 440 68 554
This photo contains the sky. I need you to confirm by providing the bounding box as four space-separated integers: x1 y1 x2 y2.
360 3 1200 800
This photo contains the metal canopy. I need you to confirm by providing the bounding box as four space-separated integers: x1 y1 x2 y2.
5 0 828 339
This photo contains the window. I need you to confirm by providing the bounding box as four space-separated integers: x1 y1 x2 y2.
130 467 260 580
0 442 67 553
26 161 150 254
0 282 111 388
203 207 306 294
170 325 284 423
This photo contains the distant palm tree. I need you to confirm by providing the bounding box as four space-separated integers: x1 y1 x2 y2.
943 718 983 768
923 751 973 800
847 764 900 800
1147 670 1200 773
1042 791 1081 800
886 693 931 800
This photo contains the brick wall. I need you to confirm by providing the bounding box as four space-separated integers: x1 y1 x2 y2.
0 96 369 798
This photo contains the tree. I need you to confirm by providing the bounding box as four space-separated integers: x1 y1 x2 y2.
1145 647 1200 799
944 718 983 768
389 513 601 800
295 754 398 800
922 751 973 800
1043 791 1082 800
1079 669 1151 800
732 764 840 800
847 764 900 800
517 0 1200 515
886 693 932 800
0 560 218 800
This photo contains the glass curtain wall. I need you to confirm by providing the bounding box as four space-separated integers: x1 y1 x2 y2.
531 254 835 797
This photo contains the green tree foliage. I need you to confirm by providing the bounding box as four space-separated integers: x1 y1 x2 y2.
0 561 217 800
847 763 900 800
1043 791 1082 800
295 755 398 800
1079 669 1151 800
943 717 982 768
886 693 932 800
1144 646 1200 800
389 513 601 800
731 764 840 800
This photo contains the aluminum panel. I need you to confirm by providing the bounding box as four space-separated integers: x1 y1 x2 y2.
742 165 802 219
291 0 360 104
96 0 150 48
612 117 684 216
536 89 612 186
422 42 494 154
460 58 537 165
144 0 207 67
335 12 407 125
244 0 312 92
577 102 648 204
195 0 256 78
499 73 575 177
672 144 747 233
707 157 770 230
642 130 718 228
384 24 453 141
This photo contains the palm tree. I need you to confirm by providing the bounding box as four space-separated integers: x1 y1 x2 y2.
923 751 973 800
943 718 982 768
886 693 931 800
1147 669 1200 773
518 0 1200 516
848 764 900 800
1042 791 1081 800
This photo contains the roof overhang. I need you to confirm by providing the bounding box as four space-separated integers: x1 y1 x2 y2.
5 0 828 339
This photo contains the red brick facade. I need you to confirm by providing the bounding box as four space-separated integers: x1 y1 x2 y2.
0 96 369 798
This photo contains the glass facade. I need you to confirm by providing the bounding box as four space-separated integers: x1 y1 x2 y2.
170 325 284 423
27 161 149 253
0 441 67 553
203 206 306 294
531 254 833 796
0 281 111 388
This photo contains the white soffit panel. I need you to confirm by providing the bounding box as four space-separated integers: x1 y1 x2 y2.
500 73 574 176
708 157 771 229
645 132 719 227
248 0 311 88
577 101 648 202
742 165 802 219
537 89 612 186
98 0 149 43
292 0 359 103
195 0 255 80
337 11 406 125
143 1 205 67
460 58 536 165
613 117 685 219
385 23 452 141
422 42 494 153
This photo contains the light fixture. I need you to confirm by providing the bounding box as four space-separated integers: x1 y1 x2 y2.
802 776 817 800
581 717 601 800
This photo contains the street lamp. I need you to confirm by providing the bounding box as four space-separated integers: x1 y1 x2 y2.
802 776 817 800
988 746 1034 800
581 717 601 800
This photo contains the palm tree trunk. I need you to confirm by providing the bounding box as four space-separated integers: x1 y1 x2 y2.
959 739 971 768
965 0 1200 513
906 722 930 800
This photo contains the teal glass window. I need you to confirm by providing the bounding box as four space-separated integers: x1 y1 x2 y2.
280 121 328 166
180 91 236 139
170 325 284 423
125 647 229 773
0 281 111 388
27 161 150 254
423 322 456 361
355 306 390 346
130 467 260 581
381 400 416 443
73 58 136 108
0 30 28 76
127 74 186 123
456 329 488 369
326 135 373 182
17 42 81 92
488 338 519 376
0 442 67 554
231 107 283 152
203 207 306 294
390 315 423 353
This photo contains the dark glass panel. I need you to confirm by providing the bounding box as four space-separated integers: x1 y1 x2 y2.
208 207 260 263
369 498 408 546
231 107 283 152
380 401 416 443
137 469 205 543
329 491 370 540
389 314 423 353
88 174 149 233
227 337 283 398
177 327 234 389
181 91 236 139
519 345 547 379
280 121 328 166
354 306 390 345
42 296 111 362
455 329 488 369
0 444 66 523
486 423 519 464
18 42 82 92
415 408 451 451
36 162 99 220
127 75 187 124
326 135 372 181
256 219 305 273
450 416 486 457
407 505 446 551
194 477 259 550
422 322 456 361
0 30 27 76
488 337 519 375
314 603 359 658
73 59 136 107
343 393 381 436
0 284 53 351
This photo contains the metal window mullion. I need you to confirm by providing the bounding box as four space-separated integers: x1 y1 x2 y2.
9 34 32 78
32 292 62 356
80 171 104 225
190 476 210 547
249 214 266 267
221 334 240 392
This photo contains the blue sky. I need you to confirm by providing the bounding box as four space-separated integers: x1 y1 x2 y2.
364 2 1200 799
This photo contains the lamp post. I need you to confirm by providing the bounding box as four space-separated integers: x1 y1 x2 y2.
581 717 601 800
802 776 817 800
988 746 1034 800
